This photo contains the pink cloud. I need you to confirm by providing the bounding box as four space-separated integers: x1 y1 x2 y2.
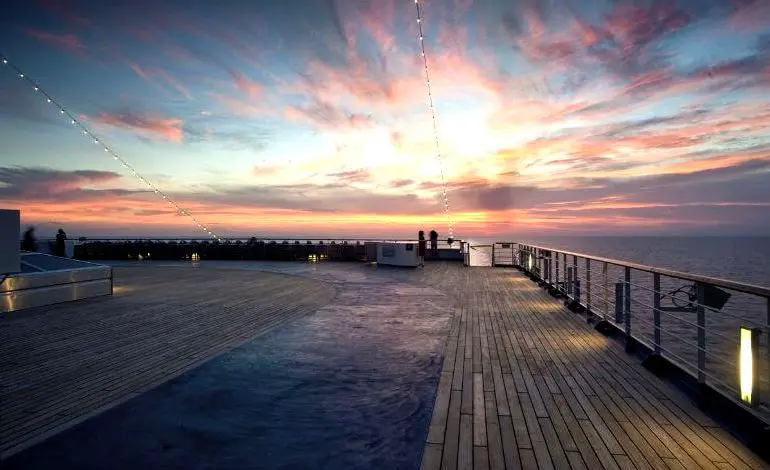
95 112 184 143
26 29 85 52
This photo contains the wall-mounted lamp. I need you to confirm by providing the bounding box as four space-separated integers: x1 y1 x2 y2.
739 327 760 406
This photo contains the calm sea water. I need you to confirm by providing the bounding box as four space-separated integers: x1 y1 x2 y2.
466 236 770 412
467 236 770 287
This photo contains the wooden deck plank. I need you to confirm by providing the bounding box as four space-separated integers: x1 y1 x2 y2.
459 414 474 470
0 267 336 457
442 391 462 470
422 444 444 470
499 415 522 470
421 266 767 470
473 373 487 446
484 392 505 470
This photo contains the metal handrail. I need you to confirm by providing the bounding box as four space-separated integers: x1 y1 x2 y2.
514 241 770 420
518 243 770 298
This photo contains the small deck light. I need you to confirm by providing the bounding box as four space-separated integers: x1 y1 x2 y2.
739 327 759 406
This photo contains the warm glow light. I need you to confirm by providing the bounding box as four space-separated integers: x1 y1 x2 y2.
191 252 200 261
739 327 754 405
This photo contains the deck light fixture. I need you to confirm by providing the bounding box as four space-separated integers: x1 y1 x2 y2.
739 327 759 406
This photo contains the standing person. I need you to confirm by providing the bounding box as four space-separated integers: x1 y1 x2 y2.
418 230 426 267
55 228 68 257
429 230 438 259
21 226 37 252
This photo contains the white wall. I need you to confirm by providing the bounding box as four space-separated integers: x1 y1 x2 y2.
376 242 420 267
0 209 21 274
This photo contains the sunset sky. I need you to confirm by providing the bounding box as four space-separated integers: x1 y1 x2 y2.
1 0 769 238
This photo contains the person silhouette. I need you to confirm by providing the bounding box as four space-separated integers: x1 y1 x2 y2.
429 230 438 258
418 230 426 267
55 229 68 257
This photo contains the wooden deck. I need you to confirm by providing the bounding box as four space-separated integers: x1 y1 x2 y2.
420 268 768 470
0 266 335 458
1 261 766 469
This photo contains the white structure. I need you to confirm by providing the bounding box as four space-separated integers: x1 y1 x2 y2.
0 208 113 313
0 209 21 274
376 242 420 267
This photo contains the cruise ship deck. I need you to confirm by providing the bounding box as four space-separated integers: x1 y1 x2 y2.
1 262 767 469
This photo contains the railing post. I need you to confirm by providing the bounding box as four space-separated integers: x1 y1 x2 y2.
573 255 579 303
603 262 608 320
586 258 591 313
567 267 573 299
653 273 661 355
492 244 496 267
538 249 542 280
563 253 568 294
624 267 631 340
697 282 706 384
555 252 560 291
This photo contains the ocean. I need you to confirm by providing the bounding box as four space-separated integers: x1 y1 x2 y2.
466 236 770 287
465 236 770 411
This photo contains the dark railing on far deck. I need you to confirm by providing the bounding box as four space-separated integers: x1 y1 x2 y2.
69 237 462 262
483 241 770 437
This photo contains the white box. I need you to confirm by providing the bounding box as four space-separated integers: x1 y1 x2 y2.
376 242 420 267
0 209 21 274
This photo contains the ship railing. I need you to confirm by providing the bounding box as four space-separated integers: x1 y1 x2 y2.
494 241 770 427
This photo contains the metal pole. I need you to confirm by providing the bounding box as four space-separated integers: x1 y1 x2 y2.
586 258 591 313
572 255 580 303
697 282 706 384
653 273 661 355
555 252 560 292
539 249 544 280
624 267 631 338
563 253 568 294
492 243 496 267
603 262 608 320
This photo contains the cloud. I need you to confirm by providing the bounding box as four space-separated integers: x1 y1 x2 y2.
125 61 192 100
0 167 132 201
326 168 371 182
284 97 375 132
227 68 262 98
26 29 85 52
94 111 184 143
3 0 770 237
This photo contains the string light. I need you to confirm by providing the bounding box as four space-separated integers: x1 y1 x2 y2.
0 53 223 242
413 0 454 239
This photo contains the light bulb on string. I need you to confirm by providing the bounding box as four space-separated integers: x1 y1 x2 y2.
0 53 223 241
413 0 454 239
